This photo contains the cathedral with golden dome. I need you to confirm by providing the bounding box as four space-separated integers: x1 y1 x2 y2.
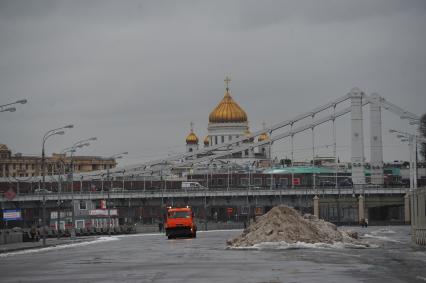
185 77 271 163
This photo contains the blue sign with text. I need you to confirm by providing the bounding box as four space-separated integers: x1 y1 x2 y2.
2 209 22 221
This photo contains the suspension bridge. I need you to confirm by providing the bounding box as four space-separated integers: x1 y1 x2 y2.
1 87 425 245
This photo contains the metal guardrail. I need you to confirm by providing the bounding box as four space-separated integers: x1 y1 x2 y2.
0 187 407 202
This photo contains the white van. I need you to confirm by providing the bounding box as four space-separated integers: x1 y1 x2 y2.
181 181 205 190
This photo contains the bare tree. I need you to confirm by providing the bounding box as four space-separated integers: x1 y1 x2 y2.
420 113 426 160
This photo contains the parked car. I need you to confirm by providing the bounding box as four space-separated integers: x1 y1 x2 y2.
319 181 336 187
339 179 353 187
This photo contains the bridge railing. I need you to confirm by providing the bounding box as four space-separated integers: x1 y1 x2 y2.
0 186 407 202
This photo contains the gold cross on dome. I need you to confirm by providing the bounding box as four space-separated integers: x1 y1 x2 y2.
224 76 231 91
190 121 194 132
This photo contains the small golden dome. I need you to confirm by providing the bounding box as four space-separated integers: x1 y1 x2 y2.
186 132 199 144
204 136 209 146
209 91 248 123
258 132 269 142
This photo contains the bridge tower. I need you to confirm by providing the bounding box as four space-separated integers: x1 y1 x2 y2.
350 88 366 186
369 93 384 185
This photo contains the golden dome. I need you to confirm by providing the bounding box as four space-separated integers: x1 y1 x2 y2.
204 136 209 146
186 132 199 144
258 132 269 142
209 91 247 123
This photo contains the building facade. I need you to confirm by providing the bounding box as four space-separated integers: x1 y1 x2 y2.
0 144 116 178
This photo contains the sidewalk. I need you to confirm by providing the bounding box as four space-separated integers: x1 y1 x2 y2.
0 237 96 254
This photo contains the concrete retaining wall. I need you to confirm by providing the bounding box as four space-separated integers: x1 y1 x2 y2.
0 230 23 245
412 187 426 246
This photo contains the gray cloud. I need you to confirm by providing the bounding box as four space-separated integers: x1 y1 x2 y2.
0 0 425 166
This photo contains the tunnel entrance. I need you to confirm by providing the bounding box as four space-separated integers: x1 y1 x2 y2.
368 205 404 225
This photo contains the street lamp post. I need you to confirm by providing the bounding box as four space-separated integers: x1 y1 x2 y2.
41 124 73 246
107 169 111 236
55 158 67 239
104 152 127 236
389 128 426 235
227 161 230 191
64 137 96 239
389 129 423 191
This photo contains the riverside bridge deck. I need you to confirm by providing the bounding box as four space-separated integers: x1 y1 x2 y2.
0 187 407 202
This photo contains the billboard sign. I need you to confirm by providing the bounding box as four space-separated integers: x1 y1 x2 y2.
292 178 301 185
2 209 22 221
89 209 118 216
227 208 233 216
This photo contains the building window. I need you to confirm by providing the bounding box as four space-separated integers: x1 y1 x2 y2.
76 220 85 229
279 178 289 187
266 178 275 186
229 135 232 141
221 136 225 143
215 136 218 145
329 207 338 218
253 178 262 186
240 178 248 186
79 201 87 210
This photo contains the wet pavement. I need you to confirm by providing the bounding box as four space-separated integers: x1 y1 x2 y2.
0 226 425 283
0 237 97 254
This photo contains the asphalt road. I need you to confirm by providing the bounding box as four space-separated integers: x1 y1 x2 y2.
1 226 426 283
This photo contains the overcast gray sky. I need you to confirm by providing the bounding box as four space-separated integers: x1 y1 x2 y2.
1 0 425 166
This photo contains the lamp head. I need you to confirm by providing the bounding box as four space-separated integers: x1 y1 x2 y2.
2 107 16 112
16 99 27 104
64 124 74 129
77 142 90 148
55 131 65 135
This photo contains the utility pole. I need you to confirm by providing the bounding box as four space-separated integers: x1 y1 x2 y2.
107 168 111 236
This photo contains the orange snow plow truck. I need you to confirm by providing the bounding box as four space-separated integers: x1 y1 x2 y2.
165 206 197 239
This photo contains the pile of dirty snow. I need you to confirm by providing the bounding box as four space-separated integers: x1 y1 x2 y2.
227 206 362 248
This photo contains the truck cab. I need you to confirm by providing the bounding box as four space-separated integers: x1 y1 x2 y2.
165 206 197 239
